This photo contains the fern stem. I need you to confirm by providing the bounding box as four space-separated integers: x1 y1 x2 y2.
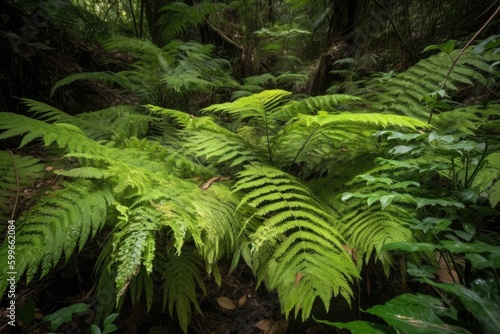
466 143 489 188
287 129 319 173
451 157 458 191
7 150 20 220
264 109 274 165
464 156 470 188
428 4 500 124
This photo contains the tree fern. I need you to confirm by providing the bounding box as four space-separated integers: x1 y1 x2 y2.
233 164 358 319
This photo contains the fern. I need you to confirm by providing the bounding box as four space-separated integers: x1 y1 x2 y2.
157 251 206 333
272 111 429 176
233 164 358 319
0 151 45 222
0 112 102 154
157 2 227 42
53 38 238 108
364 49 491 119
0 180 113 293
111 204 159 301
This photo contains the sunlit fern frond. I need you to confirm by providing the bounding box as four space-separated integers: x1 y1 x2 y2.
233 163 358 319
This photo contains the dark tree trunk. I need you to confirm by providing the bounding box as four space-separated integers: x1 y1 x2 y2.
144 0 174 47
309 0 357 95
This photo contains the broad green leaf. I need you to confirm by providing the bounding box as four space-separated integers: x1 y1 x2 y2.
366 293 471 334
425 280 500 334
43 303 91 331
382 242 440 252
315 319 394 333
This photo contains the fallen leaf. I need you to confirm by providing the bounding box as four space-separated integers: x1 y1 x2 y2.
270 319 288 334
216 296 236 310
238 294 247 306
255 319 274 332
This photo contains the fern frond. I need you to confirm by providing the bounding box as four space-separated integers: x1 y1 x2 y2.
51 71 133 97
23 99 71 122
74 106 155 142
0 180 113 295
0 112 101 154
336 200 414 274
233 164 358 319
280 94 363 118
184 129 266 168
364 49 491 119
158 251 206 333
203 89 292 125
0 152 45 221
272 112 429 174
111 204 160 302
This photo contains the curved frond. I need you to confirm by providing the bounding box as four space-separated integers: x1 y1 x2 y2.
233 164 358 319
0 181 113 295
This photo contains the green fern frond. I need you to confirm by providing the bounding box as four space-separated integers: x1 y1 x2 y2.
272 112 429 173
193 184 244 270
336 200 414 274
184 129 266 168
233 164 358 319
73 106 155 142
111 204 160 302
51 71 133 97
0 112 101 154
0 180 113 295
281 94 363 118
23 99 71 122
158 251 206 333
203 89 292 124
0 152 45 221
364 49 491 119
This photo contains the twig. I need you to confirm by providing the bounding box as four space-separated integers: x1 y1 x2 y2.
204 19 245 51
7 149 20 220
428 4 500 124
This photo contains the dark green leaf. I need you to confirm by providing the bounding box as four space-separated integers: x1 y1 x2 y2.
425 281 500 333
43 303 90 331
366 293 471 334
316 319 394 333
382 242 440 252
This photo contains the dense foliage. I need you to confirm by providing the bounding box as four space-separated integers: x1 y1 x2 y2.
0 0 499 333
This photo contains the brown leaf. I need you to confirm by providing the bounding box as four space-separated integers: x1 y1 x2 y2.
255 319 274 332
294 272 303 288
216 296 236 310
238 294 247 306
270 319 288 334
